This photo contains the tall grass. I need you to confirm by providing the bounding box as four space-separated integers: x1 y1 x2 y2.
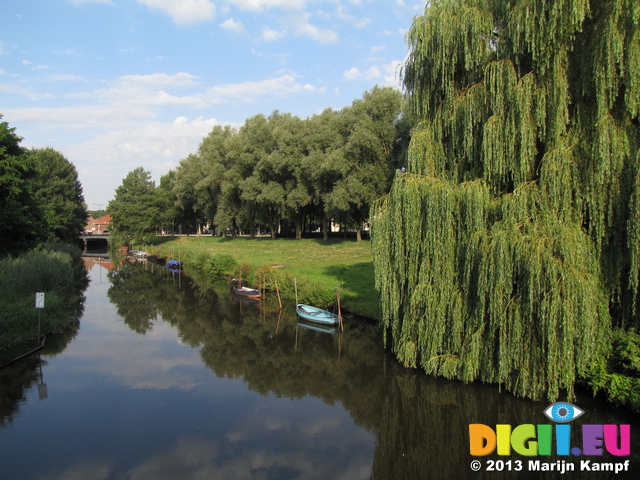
0 244 85 349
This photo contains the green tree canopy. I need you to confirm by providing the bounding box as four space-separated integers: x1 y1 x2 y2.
156 170 184 235
0 116 40 256
108 167 160 244
326 86 404 240
30 147 88 244
371 0 640 402
165 87 409 239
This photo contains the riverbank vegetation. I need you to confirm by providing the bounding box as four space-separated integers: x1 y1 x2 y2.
1 117 90 351
0 244 87 351
141 235 379 320
372 0 640 410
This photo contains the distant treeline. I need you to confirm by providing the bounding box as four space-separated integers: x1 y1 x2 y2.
107 86 412 243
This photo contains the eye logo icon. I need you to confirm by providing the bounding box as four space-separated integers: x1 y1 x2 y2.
543 402 584 423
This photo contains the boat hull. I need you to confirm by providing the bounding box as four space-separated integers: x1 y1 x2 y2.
232 287 260 299
296 304 340 325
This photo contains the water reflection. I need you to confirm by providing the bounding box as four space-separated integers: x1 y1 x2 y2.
0 260 638 479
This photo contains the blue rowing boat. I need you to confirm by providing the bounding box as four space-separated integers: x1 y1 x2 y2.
296 304 340 325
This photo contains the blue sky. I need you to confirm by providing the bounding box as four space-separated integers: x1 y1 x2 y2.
1 0 424 207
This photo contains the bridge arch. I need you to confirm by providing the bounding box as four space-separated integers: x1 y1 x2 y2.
79 234 110 252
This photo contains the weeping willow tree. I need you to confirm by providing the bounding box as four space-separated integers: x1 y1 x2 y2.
371 0 640 402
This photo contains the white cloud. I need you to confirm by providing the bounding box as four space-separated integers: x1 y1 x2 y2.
0 83 48 101
259 12 338 44
364 66 381 79
343 67 359 81
69 0 114 4
225 0 307 11
335 5 370 29
81 117 219 164
0 41 17 55
112 72 201 89
48 74 87 83
52 48 79 56
384 60 404 88
95 72 205 109
220 18 245 34
287 12 338 44
316 9 331 20
343 61 403 88
260 26 286 42
21 60 48 70
205 74 309 103
136 0 216 25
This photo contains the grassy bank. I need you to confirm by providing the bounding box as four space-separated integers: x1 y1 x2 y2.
145 236 380 320
0 244 86 351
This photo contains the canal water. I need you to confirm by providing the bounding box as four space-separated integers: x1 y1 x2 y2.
0 258 638 479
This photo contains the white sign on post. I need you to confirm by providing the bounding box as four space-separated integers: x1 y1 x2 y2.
35 292 45 309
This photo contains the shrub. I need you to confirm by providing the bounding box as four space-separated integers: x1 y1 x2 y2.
585 328 640 412
205 254 237 278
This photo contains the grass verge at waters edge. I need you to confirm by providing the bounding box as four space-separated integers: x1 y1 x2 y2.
143 235 380 321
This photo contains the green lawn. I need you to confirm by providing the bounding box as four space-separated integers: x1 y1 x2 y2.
148 236 381 320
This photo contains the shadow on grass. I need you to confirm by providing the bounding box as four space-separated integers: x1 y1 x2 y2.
311 237 368 246
151 235 181 246
204 235 368 247
323 262 380 320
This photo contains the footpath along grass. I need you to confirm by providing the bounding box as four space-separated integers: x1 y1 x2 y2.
150 236 380 320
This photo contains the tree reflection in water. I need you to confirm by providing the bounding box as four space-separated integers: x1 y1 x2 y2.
0 261 637 479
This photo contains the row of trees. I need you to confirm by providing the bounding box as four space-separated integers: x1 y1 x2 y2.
108 86 411 243
0 115 88 256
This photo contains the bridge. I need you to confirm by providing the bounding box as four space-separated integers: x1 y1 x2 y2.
79 233 110 251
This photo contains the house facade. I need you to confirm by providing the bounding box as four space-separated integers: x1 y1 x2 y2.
85 215 112 234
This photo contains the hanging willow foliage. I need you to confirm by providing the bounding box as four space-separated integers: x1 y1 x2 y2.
372 0 640 401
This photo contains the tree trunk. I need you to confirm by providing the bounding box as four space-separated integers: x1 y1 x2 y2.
356 227 362 242
295 218 302 240
271 223 277 239
322 217 329 241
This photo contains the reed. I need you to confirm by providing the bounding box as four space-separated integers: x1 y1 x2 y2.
0 244 84 349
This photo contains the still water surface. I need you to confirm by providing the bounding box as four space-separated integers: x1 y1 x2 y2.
0 258 638 479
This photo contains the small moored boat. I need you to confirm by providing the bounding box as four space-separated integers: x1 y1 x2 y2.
296 304 340 326
232 286 260 299
166 259 183 268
